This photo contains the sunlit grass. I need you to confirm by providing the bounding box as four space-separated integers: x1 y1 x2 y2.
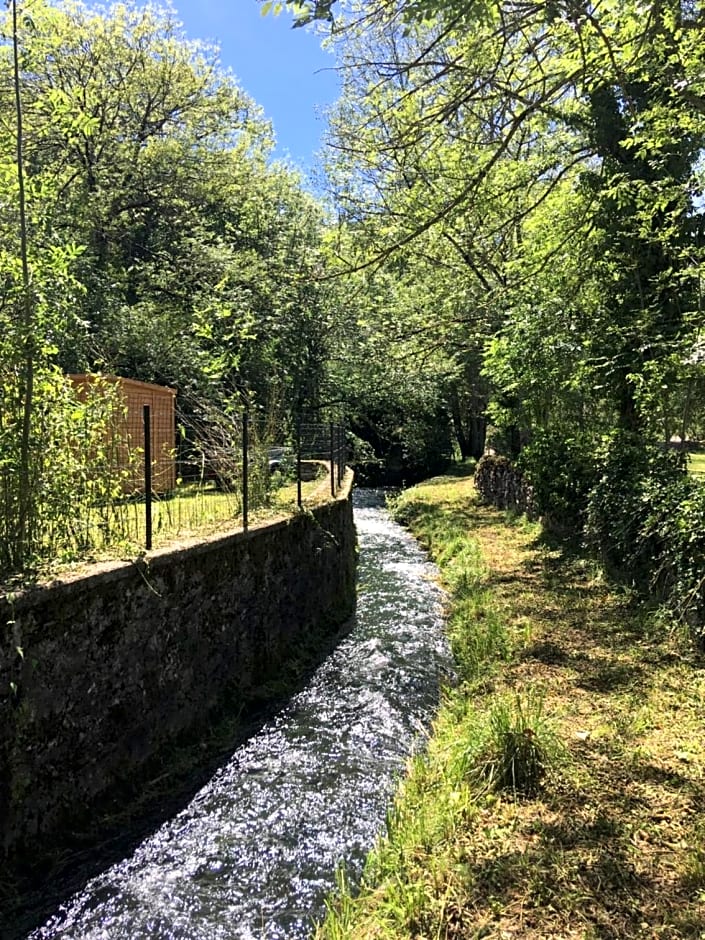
316 469 705 939
86 477 328 549
687 449 705 477
25 468 338 583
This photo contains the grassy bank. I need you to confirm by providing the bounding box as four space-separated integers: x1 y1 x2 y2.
316 468 705 939
688 449 705 478
5 471 333 590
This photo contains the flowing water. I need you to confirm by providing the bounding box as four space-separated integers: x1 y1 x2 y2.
28 489 452 940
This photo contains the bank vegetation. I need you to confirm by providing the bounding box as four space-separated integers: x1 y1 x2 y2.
317 468 705 939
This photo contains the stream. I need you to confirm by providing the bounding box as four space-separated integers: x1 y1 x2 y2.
28 489 452 940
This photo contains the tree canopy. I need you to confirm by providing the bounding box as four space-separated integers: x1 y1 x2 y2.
3 0 705 578
300 0 705 455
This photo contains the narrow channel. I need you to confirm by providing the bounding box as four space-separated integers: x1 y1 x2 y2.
29 489 452 940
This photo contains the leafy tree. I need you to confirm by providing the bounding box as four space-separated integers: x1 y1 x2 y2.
0 0 342 574
0 0 92 568
8 0 265 370
299 0 705 453
0 0 340 421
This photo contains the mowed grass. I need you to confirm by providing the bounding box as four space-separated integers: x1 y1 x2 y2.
28 470 338 582
688 449 705 477
128 473 333 548
316 469 705 939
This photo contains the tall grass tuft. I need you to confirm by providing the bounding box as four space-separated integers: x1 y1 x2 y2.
465 691 561 797
450 593 511 682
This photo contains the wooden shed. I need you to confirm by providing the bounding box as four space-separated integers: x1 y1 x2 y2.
69 374 177 493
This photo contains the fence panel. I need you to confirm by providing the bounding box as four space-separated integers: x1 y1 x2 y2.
0 396 348 582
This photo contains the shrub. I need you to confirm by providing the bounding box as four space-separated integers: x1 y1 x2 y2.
586 431 705 644
517 431 597 535
0 369 133 576
585 432 686 585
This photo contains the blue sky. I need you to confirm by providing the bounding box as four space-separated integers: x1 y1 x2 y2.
171 0 339 173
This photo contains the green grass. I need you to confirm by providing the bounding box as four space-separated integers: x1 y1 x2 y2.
468 690 563 797
15 469 336 585
315 471 705 939
687 449 705 477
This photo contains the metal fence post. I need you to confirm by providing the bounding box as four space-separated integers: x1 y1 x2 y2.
296 418 302 509
143 404 152 551
242 409 249 532
337 425 344 486
329 421 335 497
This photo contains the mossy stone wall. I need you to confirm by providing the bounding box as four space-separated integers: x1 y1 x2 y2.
474 455 537 517
0 474 356 864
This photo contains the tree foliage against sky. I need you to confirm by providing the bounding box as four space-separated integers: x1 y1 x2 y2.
0 0 345 410
0 0 345 570
300 0 705 456
3 0 705 571
289 0 705 621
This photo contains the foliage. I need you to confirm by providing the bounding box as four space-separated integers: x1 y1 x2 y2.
517 432 597 534
0 0 340 413
644 476 705 639
344 431 383 481
322 256 456 481
585 433 686 585
0 371 132 575
0 0 343 577
4 0 705 592
315 0 705 437
584 432 705 642
310 0 705 621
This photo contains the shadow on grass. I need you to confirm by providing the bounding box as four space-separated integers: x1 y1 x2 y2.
577 659 645 693
520 639 571 665
457 769 704 938
633 761 696 790
382 484 705 939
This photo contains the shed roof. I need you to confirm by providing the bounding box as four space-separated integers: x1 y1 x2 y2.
69 374 177 397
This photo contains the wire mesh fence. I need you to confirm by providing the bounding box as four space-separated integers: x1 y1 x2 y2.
71 406 347 556
0 369 349 581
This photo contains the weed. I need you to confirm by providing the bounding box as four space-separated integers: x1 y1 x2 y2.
457 691 562 798
474 692 559 796
316 865 358 938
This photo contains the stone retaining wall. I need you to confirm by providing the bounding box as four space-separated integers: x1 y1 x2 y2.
474 454 537 518
0 473 356 864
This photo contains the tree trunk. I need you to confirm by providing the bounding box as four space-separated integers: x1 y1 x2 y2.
449 388 471 459
468 414 487 459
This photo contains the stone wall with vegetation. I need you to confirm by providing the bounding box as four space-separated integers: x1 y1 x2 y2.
473 454 537 518
0 474 356 865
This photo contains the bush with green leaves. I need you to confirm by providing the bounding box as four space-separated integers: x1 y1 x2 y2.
0 370 132 577
517 430 597 535
636 467 705 641
585 433 686 585
585 431 705 643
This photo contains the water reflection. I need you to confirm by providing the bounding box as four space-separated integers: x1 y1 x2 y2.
30 489 451 940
